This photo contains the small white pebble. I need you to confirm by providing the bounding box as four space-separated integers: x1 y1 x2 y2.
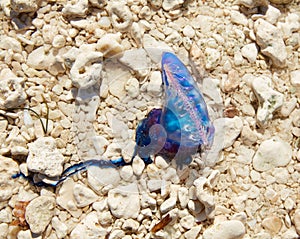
160 197 177 214
180 215 194 230
132 157 145 176
241 43 258 63
52 84 63 95
183 25 195 38
52 35 66 48
155 156 169 169
98 16 111 29
120 165 134 182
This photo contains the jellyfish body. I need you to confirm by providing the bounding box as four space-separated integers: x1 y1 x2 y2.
134 52 215 165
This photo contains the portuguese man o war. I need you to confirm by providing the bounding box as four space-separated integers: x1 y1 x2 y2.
13 52 215 187
133 52 215 166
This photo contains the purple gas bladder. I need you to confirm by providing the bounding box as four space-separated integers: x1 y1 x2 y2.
133 52 215 166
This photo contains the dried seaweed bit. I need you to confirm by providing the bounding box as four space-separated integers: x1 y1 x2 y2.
42 94 49 134
1 95 50 134
151 214 172 233
294 137 300 149
11 201 30 228
105 232 110 239
223 105 239 118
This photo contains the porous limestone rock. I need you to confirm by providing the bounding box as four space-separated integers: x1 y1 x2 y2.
178 187 189 208
62 0 88 17
89 0 105 8
11 0 39 13
52 35 66 48
221 70 240 93
107 183 140 219
64 45 103 89
91 135 109 155
280 97 297 117
194 178 215 219
252 75 284 126
27 137 65 177
252 137 292 172
162 0 184 11
213 117 243 149
0 156 19 201
264 5 281 24
27 46 55 70
0 36 22 53
180 215 195 230
0 0 11 16
149 0 162 9
132 157 145 176
160 197 177 214
131 22 144 47
290 70 300 98
291 109 300 128
25 196 55 234
204 48 221 70
27 46 65 75
0 69 26 108
202 77 223 105
230 10 248 26
69 50 103 89
184 226 201 239
109 2 132 32
237 0 268 11
254 18 287 67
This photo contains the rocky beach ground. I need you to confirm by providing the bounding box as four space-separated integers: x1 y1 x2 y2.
0 0 300 238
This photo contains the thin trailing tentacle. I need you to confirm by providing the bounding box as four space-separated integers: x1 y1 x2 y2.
12 157 129 187
12 156 154 187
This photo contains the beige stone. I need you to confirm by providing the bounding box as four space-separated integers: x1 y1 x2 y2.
262 216 282 234
109 2 132 32
293 209 300 234
221 69 240 93
11 0 38 13
25 196 56 234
